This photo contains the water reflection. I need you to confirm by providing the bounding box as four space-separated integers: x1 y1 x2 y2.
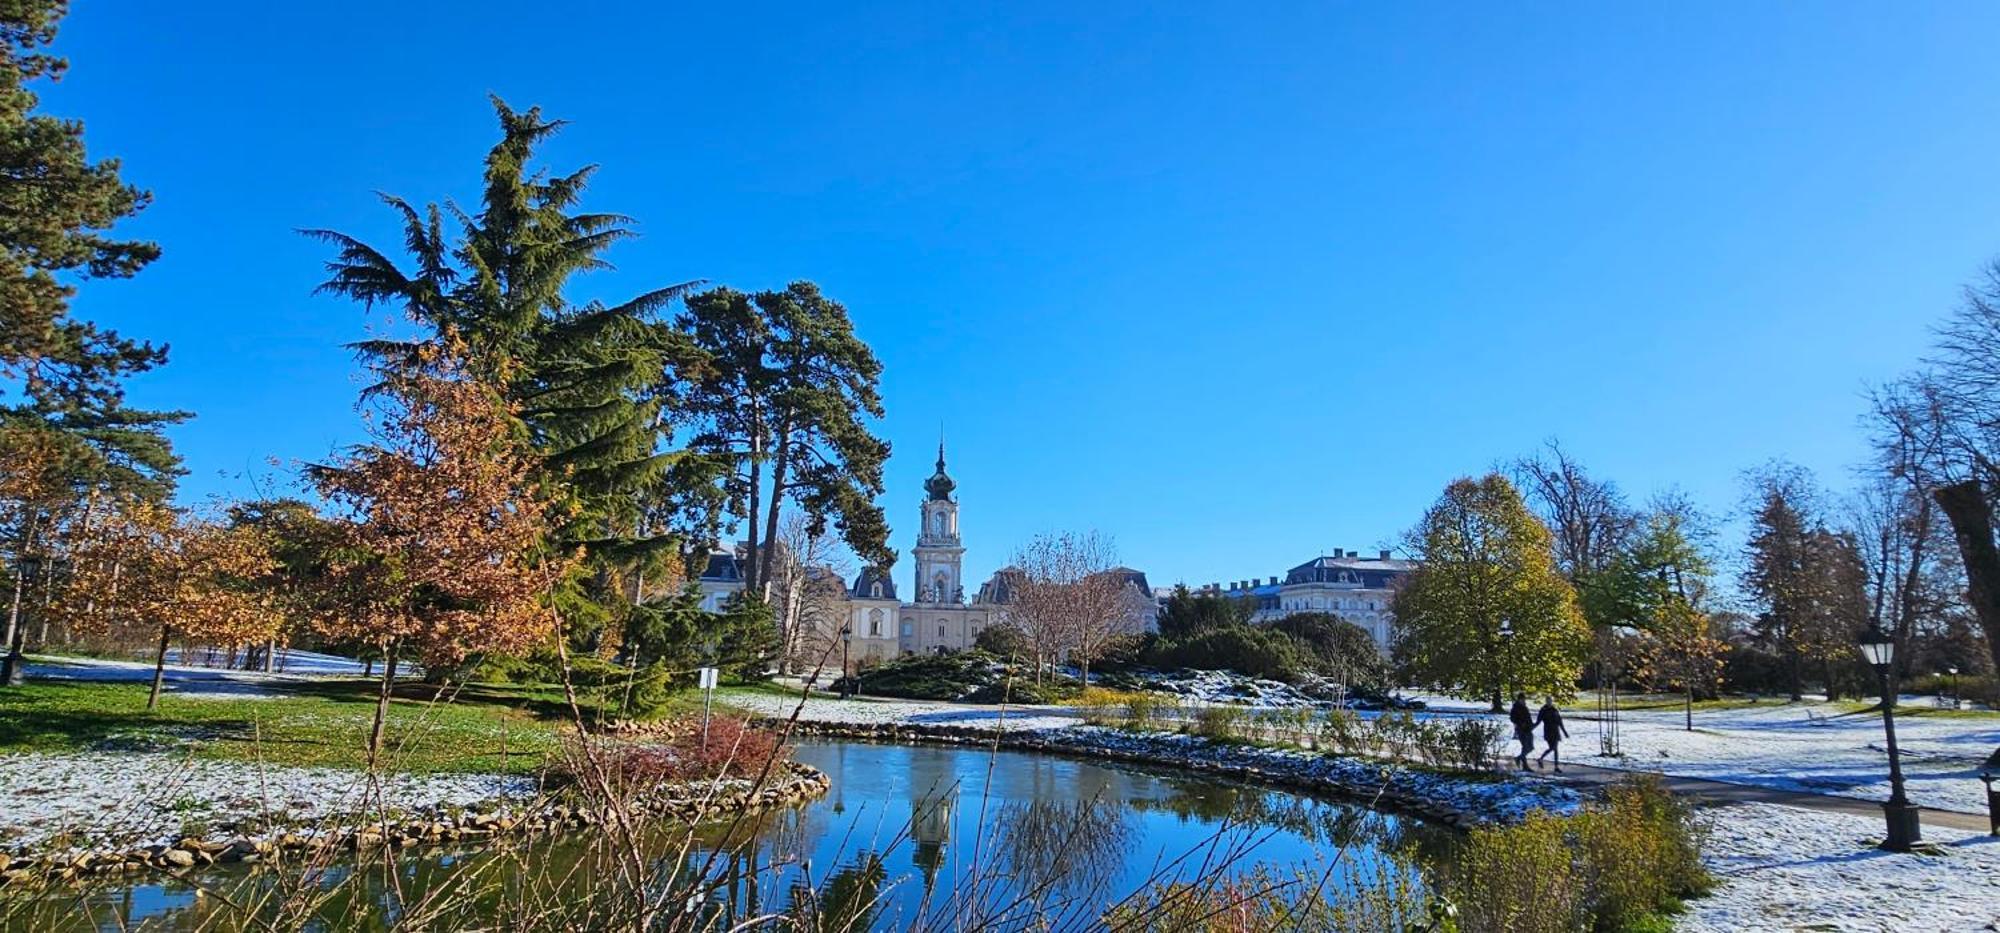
4 741 1451 931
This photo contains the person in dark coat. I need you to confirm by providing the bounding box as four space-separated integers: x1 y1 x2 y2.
1509 696 1535 769
1535 699 1571 772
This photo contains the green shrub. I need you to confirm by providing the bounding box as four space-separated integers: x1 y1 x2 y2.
1447 811 1586 933
1443 718 1503 772
961 675 1081 705
1192 704 1247 741
1321 708 1362 756
855 651 1001 700
1909 672 2000 708
1440 776 1709 933
1574 776 1710 929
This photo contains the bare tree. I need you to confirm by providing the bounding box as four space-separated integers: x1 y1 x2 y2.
768 510 853 676
1007 531 1144 684
1510 439 1638 585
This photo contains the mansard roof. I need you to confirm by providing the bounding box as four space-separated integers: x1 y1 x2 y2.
699 551 743 583
1098 566 1152 594
850 567 898 600
974 565 1023 605
1283 551 1414 588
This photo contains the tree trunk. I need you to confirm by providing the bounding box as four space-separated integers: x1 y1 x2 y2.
1685 686 1693 732
0 557 26 687
757 425 792 605
368 641 400 768
147 626 171 710
262 638 276 673
1933 480 2000 674
1893 504 1930 682
1784 642 1803 702
743 411 764 597
1 516 38 686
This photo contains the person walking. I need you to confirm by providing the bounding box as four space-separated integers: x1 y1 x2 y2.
1535 698 1570 773
1509 696 1535 770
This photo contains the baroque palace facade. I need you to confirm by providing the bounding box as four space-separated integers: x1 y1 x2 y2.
1195 550 1415 650
698 445 1156 667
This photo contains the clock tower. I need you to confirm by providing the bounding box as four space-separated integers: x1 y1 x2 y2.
912 443 964 604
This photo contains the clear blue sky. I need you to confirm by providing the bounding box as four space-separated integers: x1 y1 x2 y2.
47 1 2000 590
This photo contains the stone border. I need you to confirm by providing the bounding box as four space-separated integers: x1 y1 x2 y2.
761 719 1577 831
0 760 829 889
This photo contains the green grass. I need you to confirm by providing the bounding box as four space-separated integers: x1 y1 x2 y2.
0 677 583 775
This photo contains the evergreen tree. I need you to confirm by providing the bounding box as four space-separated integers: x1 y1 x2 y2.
1742 464 1866 699
1154 584 1254 641
306 98 703 649
678 283 893 598
0 2 184 683
0 0 160 389
1392 474 1592 709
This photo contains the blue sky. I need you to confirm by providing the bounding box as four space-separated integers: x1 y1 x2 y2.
45 1 2000 591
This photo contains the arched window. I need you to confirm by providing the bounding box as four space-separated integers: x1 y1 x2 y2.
871 583 883 598
868 608 884 637
938 620 947 638
901 621 913 637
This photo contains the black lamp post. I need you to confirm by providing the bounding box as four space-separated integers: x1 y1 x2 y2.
1947 667 1961 710
839 624 854 700
1497 619 1516 711
1859 625 1921 851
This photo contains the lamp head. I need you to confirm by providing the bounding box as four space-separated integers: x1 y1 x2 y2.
1857 625 1894 670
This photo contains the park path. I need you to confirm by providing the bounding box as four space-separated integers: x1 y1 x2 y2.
1522 759 1993 833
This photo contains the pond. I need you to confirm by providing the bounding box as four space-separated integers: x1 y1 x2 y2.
4 741 1457 931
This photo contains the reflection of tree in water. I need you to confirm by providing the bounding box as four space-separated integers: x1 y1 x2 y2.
1122 775 1459 885
789 851 887 933
996 793 1137 899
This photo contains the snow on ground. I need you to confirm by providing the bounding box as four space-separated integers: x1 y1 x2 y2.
0 751 533 855
1567 697 2000 815
725 689 1082 732
1684 802 2000 932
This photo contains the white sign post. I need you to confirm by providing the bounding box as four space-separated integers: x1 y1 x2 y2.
698 667 719 745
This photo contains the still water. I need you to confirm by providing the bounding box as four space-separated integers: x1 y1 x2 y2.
4 741 1452 931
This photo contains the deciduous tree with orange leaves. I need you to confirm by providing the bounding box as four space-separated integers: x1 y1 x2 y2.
310 346 574 764
61 496 280 708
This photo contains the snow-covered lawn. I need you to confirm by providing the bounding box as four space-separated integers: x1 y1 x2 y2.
0 751 532 855
1569 697 2000 815
1685 802 2000 932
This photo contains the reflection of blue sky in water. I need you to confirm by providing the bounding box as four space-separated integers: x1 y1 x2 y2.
788 740 1434 928
44 741 1441 930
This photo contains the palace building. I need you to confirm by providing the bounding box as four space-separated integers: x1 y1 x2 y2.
1195 550 1415 650
698 443 1156 666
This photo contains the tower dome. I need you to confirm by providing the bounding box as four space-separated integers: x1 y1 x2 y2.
924 442 956 501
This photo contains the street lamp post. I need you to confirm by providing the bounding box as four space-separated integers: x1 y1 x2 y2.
1859 625 1922 851
1947 667 1961 710
839 624 854 700
1497 619 1516 712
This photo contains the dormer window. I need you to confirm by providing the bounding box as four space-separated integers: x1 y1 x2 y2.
871 583 883 598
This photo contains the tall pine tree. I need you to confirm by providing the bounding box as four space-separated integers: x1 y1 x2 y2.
0 1 183 684
306 98 704 650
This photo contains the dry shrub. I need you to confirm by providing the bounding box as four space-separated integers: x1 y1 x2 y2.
1103 861 1434 932
553 717 790 790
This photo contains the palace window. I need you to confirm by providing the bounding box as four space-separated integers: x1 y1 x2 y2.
901 621 913 637
868 608 884 636
871 583 883 598
938 621 947 637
